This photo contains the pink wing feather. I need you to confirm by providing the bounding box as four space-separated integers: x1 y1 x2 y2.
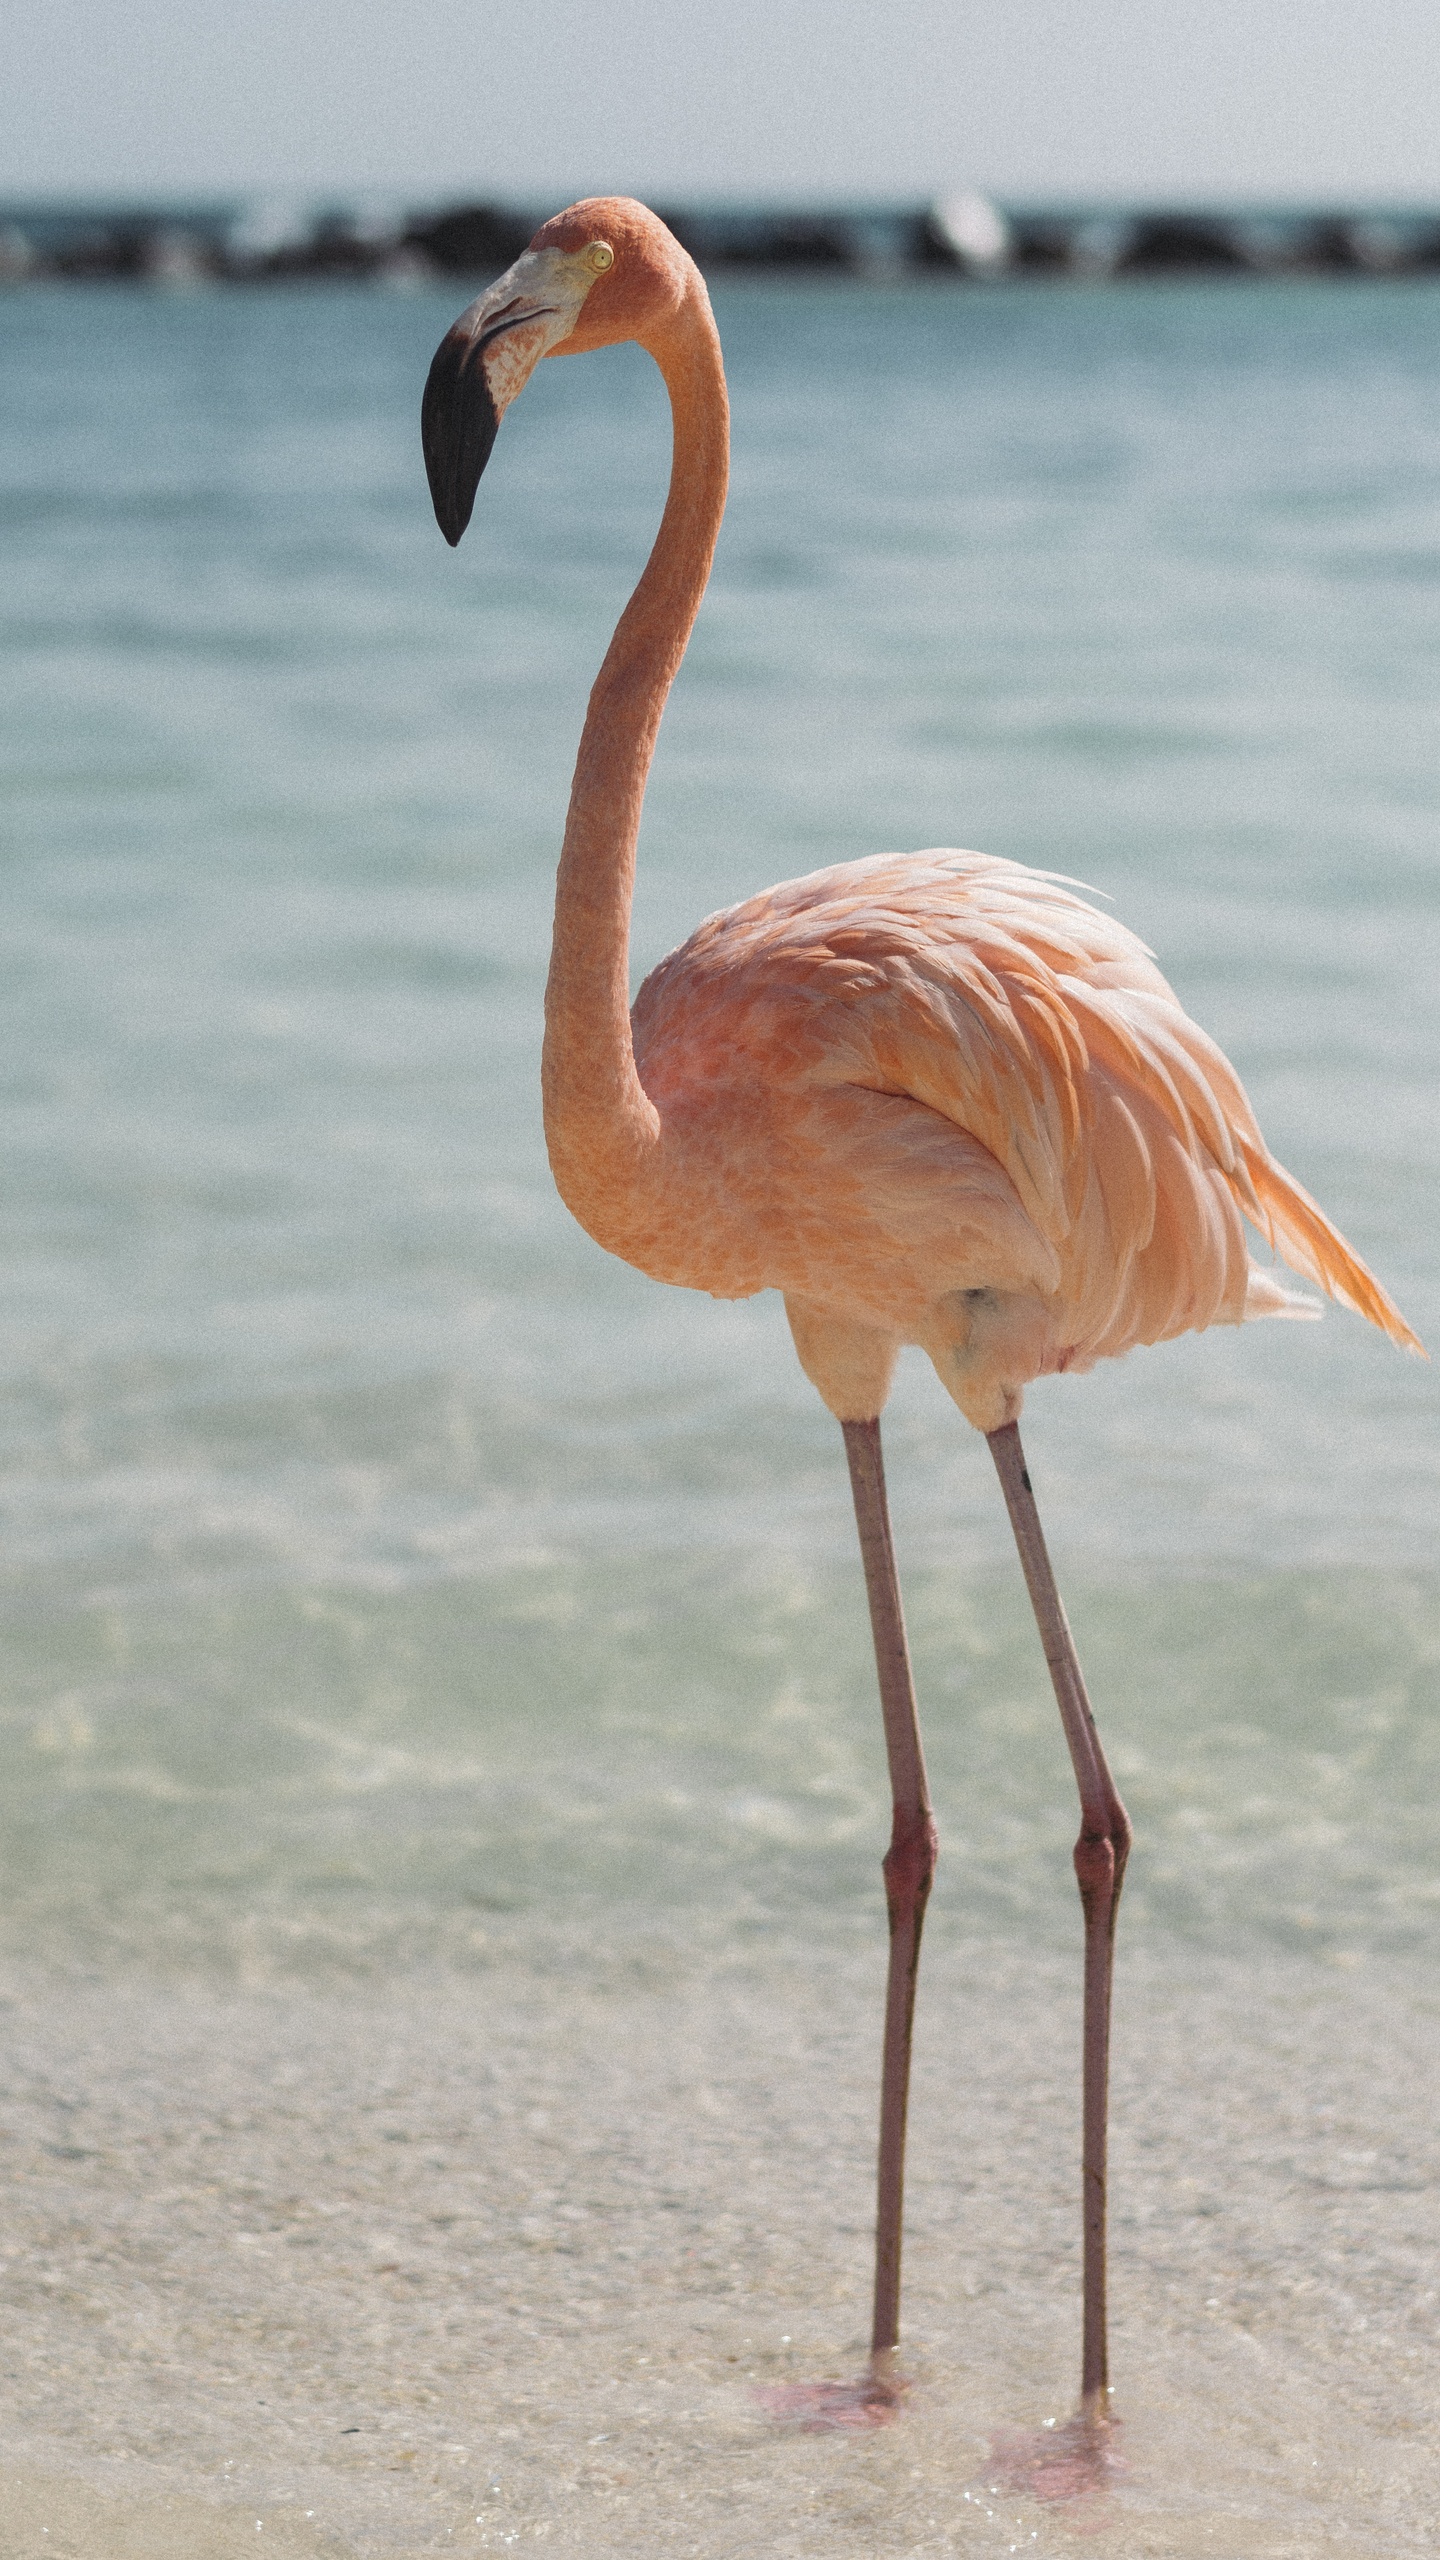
631 850 1419 1365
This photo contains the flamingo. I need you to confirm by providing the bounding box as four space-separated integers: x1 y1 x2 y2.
420 198 1419 2428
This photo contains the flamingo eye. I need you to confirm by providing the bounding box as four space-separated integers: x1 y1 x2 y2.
583 241 615 274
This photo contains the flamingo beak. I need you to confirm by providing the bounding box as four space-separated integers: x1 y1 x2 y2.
422 246 598 546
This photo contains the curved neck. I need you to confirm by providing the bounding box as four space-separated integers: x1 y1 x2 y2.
542 280 729 1231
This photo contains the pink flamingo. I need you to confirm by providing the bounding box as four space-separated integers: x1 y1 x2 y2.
422 198 1418 2427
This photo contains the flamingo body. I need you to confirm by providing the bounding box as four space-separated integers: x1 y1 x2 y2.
612 846 1415 1430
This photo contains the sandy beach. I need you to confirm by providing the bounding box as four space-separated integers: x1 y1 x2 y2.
3 1930 1437 2557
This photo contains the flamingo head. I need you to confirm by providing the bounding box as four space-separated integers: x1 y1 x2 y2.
422 197 693 547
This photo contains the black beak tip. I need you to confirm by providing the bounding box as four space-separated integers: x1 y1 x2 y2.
422 327 501 548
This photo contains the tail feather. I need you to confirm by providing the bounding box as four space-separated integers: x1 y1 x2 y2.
1243 1149 1423 1355
1244 1267 1321 1322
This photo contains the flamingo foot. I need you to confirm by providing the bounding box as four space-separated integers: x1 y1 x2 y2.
978 2410 1125 2510
754 2356 908 2433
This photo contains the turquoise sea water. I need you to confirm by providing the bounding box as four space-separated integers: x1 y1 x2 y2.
2 277 1437 1972
1 275 1439 2552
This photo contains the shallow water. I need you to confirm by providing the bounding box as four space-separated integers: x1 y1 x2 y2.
4 1946 1439 2556
1 274 1438 2551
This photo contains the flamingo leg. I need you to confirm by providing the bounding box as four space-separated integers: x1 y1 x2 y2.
987 1419 1132 2417
842 1417 938 2361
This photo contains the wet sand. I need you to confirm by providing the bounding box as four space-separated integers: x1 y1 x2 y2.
2 1931 1437 2556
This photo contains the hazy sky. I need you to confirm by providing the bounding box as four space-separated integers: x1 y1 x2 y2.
5 0 1440 203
